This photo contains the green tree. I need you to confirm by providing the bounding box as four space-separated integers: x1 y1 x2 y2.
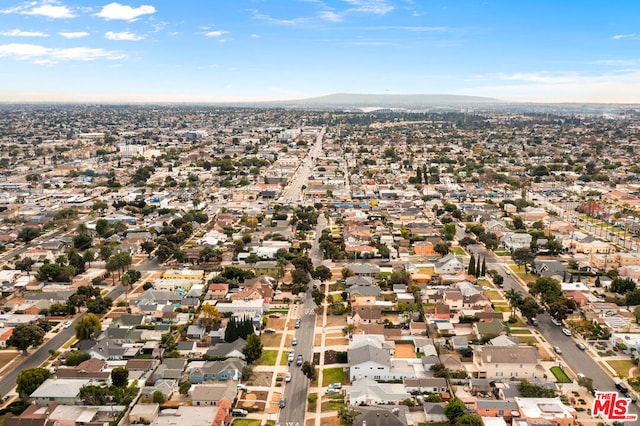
456 414 484 426
504 288 523 317
530 276 562 305
513 216 525 230
444 398 465 422
634 305 640 324
517 380 557 397
111 367 129 388
18 226 41 242
511 247 535 271
467 254 476 276
301 361 316 380
75 313 101 341
338 407 360 426
7 324 45 354
242 333 263 363
179 381 192 395
610 277 636 294
434 242 451 256
65 351 91 366
16 367 51 398
152 390 165 403
519 296 543 320
311 265 332 282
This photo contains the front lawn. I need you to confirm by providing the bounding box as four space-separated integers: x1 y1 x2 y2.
322 368 345 386
510 329 532 335
451 247 466 256
607 359 635 378
550 366 572 383
321 394 345 412
257 350 279 366
231 420 261 426
307 393 318 412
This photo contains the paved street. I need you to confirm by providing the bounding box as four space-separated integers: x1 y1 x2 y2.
0 285 124 400
279 127 325 204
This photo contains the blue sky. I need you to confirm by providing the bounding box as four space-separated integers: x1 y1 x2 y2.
0 0 639 103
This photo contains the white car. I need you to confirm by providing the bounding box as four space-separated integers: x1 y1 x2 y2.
63 321 72 329
288 352 294 362
551 318 562 326
285 372 291 383
292 338 297 346
562 328 572 336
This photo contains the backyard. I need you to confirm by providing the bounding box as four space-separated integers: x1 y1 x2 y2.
322 367 345 385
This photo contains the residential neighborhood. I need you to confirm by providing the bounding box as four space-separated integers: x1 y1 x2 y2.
1 104 640 426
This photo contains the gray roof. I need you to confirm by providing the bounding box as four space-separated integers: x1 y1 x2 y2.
353 406 408 426
206 338 247 359
349 344 391 367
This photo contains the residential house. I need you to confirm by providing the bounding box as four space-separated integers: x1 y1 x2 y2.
347 378 410 406
129 403 160 424
434 254 464 275
190 382 236 406
423 403 448 423
531 260 567 279
205 338 247 360
474 319 508 341
501 233 533 252
349 343 391 381
472 346 543 379
188 358 245 383
148 406 227 426
352 406 410 426
474 400 520 422
30 378 90 406
206 283 229 300
514 397 577 426
403 377 448 394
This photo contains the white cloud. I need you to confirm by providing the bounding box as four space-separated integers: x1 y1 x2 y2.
96 2 156 21
59 31 89 39
205 30 229 38
105 31 144 41
25 3 76 19
612 33 636 40
0 42 125 63
1 29 49 37
343 0 394 15
318 10 343 22
1 1 76 18
250 34 261 38
249 9 312 26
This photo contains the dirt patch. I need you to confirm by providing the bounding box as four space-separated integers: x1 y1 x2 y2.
247 371 273 387
538 346 552 361
261 332 283 348
267 317 286 330
315 333 323 346
325 336 349 346
323 350 345 365
394 341 416 358
313 352 321 365
325 314 346 327
319 417 342 426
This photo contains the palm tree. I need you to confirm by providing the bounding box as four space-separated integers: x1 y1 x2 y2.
504 288 523 318
121 273 131 304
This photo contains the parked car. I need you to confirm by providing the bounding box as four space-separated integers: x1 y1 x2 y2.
63 321 72 329
288 352 294 362
562 328 572 336
616 382 630 393
237 384 248 392
296 355 303 366
576 343 586 351
292 338 297 346
551 318 562 326
553 346 562 354
279 398 287 408
326 388 340 394
231 409 248 417
625 393 637 403
328 383 342 389
285 372 291 383
264 328 276 333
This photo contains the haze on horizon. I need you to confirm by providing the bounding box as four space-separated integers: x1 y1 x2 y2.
1 0 639 104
